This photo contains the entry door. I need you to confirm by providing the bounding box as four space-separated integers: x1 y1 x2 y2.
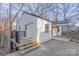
52 27 58 36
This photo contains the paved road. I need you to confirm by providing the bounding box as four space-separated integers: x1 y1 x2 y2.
7 39 79 56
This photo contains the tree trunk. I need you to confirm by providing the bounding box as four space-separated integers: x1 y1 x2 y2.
0 31 3 48
7 3 12 53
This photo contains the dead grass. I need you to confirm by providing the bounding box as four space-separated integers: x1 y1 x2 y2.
62 31 79 41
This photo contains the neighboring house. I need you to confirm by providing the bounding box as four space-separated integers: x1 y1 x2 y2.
14 11 72 43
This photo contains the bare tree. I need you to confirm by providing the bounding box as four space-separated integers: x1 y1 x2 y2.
50 4 60 21
59 3 79 21
11 3 25 23
0 3 25 53
23 3 52 19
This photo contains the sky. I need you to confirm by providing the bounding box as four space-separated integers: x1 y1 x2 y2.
0 3 79 26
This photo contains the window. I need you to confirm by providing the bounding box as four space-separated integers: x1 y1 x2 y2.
19 26 20 31
58 27 60 32
24 31 26 37
25 24 27 30
45 24 49 33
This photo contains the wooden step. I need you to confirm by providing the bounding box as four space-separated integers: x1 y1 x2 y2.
21 37 32 40
18 40 35 47
20 39 32 43
19 43 35 50
20 45 40 55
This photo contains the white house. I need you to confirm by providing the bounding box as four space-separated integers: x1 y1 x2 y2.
13 11 72 43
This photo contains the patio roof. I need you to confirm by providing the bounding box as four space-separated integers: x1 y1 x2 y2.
52 20 71 26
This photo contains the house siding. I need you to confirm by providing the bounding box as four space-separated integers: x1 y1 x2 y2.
37 18 51 43
16 13 52 43
17 13 37 41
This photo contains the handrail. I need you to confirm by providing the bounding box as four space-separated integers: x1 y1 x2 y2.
11 39 19 47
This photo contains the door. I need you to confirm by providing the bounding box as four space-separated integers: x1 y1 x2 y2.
52 27 58 36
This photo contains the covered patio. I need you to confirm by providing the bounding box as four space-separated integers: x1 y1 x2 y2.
51 20 72 41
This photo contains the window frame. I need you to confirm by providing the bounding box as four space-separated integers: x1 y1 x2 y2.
45 24 49 33
25 24 27 30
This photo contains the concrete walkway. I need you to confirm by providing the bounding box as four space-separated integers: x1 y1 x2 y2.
52 36 70 41
7 39 79 56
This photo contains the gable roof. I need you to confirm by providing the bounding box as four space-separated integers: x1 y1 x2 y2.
22 11 53 23
22 11 71 25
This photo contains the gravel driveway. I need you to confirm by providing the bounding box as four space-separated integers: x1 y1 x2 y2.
25 39 79 56
7 39 79 56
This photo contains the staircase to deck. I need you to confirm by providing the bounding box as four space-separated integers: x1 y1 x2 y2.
11 38 40 55
19 39 40 55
